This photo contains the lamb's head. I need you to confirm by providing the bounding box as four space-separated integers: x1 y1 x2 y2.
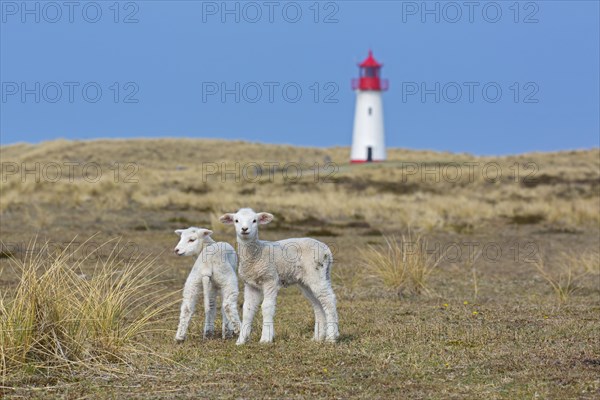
219 208 273 241
174 227 213 256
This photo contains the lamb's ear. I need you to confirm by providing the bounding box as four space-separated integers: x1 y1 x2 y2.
202 230 213 237
219 213 235 224
174 229 184 236
257 212 274 225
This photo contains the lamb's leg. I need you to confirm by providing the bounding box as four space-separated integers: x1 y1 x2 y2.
299 284 327 342
221 301 231 339
313 281 339 343
237 284 262 345
222 286 241 338
202 276 217 339
259 283 279 344
175 268 202 343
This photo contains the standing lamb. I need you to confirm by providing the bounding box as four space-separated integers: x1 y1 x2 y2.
173 227 241 342
219 208 339 344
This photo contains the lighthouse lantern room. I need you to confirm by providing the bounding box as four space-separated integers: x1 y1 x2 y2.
350 50 388 163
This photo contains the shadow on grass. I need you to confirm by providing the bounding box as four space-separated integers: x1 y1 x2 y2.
336 333 357 343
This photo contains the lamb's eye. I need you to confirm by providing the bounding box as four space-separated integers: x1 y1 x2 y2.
235 219 239 223
189 238 196 242
253 219 256 223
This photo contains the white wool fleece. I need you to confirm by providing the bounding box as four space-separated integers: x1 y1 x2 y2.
220 208 339 345
173 227 241 342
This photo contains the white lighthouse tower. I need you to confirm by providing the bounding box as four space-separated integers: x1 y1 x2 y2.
350 50 388 163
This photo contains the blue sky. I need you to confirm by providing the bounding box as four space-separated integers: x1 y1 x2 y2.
1 1 598 154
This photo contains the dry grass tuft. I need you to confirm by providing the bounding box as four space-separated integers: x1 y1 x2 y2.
573 251 600 276
0 238 176 383
533 251 597 303
360 234 440 296
466 248 483 302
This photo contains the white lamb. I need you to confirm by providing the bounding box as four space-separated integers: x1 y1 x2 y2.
173 227 241 342
219 208 339 344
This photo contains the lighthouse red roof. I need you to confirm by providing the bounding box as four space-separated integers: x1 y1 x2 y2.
359 50 382 68
352 50 388 91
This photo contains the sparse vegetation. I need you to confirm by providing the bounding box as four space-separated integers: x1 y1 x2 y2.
467 248 483 302
573 251 600 275
0 139 598 398
1 140 598 232
534 252 599 303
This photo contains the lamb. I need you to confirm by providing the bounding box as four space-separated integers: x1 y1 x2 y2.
173 227 241 342
219 208 339 344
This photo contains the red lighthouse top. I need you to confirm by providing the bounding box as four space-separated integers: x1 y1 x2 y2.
352 50 389 91
359 50 382 68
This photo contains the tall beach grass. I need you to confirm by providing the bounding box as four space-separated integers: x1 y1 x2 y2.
0 238 176 383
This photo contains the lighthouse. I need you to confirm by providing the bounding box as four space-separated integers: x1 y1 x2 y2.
350 50 388 163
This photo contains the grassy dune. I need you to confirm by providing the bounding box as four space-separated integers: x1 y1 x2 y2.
1 139 599 399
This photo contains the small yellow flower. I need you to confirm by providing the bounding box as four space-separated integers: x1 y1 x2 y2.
463 301 469 305
472 311 478 315
323 368 328 373
443 303 449 308
543 315 549 319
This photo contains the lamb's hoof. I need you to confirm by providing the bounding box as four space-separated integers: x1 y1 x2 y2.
259 338 273 344
235 340 246 346
223 330 236 339
174 337 185 344
203 331 216 340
